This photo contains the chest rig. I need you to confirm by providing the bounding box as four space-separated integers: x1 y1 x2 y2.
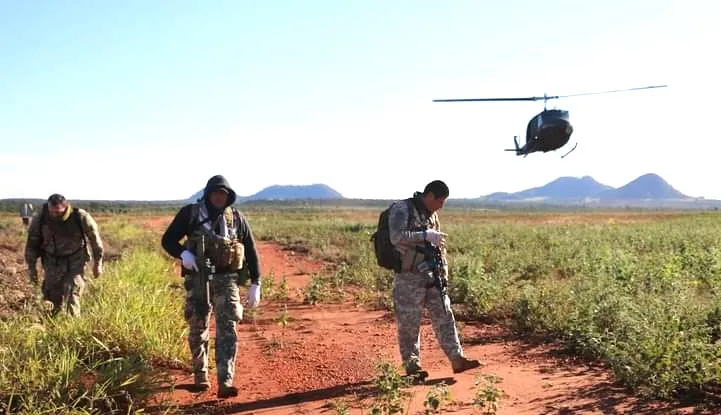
401 196 439 272
185 203 245 273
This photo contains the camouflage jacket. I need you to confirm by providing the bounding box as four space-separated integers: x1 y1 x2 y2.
388 193 448 276
20 203 33 217
25 205 104 266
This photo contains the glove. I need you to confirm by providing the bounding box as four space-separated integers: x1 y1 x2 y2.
180 250 199 272
28 267 38 285
93 260 103 278
247 283 261 307
424 229 447 246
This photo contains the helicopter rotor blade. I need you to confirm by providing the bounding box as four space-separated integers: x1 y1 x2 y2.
432 96 557 102
555 85 667 99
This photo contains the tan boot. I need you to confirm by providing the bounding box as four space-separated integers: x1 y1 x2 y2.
451 355 482 374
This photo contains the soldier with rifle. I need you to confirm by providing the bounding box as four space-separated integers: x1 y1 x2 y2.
161 175 262 398
387 180 481 382
415 240 450 315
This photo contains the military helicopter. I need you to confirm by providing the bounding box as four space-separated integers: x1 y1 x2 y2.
433 84 667 158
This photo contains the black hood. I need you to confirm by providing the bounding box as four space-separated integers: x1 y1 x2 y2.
201 175 237 208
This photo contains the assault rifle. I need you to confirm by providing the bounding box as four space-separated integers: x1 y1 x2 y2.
415 240 450 314
193 234 215 315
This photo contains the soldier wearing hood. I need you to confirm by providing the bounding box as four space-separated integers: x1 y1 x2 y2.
161 175 261 398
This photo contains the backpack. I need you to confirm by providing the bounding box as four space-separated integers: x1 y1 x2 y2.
370 198 415 272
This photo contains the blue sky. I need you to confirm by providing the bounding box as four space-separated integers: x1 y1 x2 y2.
1 1 718 200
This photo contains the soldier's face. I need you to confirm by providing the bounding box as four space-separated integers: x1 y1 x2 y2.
425 194 447 213
48 202 68 219
209 190 228 209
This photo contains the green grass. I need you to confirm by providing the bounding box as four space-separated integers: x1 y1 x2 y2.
3 208 721 410
243 207 721 401
0 217 186 414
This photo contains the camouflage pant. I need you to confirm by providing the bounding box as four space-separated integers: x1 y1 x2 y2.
184 272 244 388
41 252 86 317
392 271 463 371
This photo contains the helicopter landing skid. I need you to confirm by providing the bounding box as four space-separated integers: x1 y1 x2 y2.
561 142 578 159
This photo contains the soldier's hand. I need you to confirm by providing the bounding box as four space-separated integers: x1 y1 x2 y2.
247 283 261 307
93 260 103 278
424 229 447 246
180 250 199 272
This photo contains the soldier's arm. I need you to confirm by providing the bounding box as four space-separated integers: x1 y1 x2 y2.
24 212 43 267
238 215 261 285
80 211 104 262
388 201 425 248
161 205 193 258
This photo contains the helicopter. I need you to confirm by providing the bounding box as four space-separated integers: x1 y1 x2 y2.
433 85 668 158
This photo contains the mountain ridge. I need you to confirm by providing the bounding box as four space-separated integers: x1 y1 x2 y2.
482 173 693 201
187 183 344 203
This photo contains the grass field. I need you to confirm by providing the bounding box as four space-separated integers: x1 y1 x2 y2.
249 207 721 401
1 207 720 413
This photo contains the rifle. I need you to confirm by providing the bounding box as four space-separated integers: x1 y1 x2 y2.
415 240 450 314
193 234 215 315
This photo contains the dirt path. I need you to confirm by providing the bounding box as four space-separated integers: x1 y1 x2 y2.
148 242 709 415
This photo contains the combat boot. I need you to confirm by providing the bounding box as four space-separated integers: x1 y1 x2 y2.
218 385 238 398
189 372 210 392
451 355 482 373
403 361 429 384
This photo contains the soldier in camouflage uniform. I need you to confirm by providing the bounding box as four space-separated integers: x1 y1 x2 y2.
20 202 34 227
25 194 104 317
161 175 262 399
388 180 481 381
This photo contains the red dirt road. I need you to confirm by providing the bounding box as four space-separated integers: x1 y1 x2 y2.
148 242 709 415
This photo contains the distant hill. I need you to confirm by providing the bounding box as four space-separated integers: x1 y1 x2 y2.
186 183 344 203
244 184 343 201
484 176 613 201
187 190 204 202
597 173 689 200
481 173 697 205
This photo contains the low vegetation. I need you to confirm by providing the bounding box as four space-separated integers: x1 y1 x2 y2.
0 216 186 414
247 207 721 401
2 207 720 412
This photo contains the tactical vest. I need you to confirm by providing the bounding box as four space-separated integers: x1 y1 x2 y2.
38 206 89 260
400 197 440 272
185 203 245 273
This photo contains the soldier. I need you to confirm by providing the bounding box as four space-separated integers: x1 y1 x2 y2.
388 180 481 381
20 202 34 227
25 194 104 317
161 174 262 398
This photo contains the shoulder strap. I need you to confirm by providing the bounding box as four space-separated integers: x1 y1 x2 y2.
73 209 88 246
231 207 241 230
188 203 214 233
404 198 415 229
39 204 48 227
